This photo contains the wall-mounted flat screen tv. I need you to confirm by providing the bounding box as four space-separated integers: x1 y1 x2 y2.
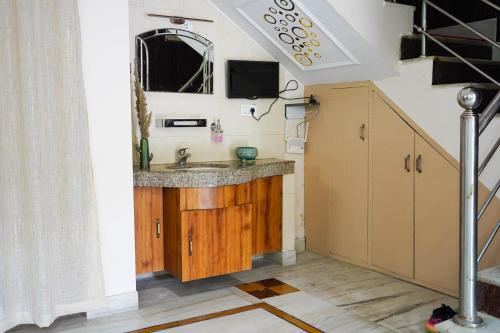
227 60 279 99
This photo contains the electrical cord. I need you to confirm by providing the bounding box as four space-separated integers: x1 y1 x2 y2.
250 79 312 121
296 105 320 137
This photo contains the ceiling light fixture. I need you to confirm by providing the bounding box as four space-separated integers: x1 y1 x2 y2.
147 13 214 25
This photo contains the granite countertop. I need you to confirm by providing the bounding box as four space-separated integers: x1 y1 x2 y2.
133 158 295 188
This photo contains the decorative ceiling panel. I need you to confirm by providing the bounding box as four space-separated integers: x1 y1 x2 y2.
236 0 359 71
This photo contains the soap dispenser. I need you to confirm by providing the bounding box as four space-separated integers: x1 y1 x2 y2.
211 119 224 143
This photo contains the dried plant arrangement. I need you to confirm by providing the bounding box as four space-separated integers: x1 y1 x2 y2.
134 70 152 139
134 70 153 170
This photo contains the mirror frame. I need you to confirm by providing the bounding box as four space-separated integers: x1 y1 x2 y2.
135 28 214 94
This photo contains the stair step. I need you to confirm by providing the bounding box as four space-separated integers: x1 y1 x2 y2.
478 266 500 318
479 265 500 288
472 85 499 112
432 56 500 85
401 34 493 61
388 0 499 30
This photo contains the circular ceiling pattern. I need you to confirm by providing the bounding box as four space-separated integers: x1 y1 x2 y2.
294 53 312 66
285 14 296 22
262 0 321 68
274 0 295 11
279 32 295 44
299 17 313 28
264 14 277 24
292 26 308 39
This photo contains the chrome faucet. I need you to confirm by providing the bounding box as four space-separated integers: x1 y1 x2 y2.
176 147 191 166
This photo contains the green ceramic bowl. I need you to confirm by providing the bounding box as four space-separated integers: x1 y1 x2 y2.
235 146 258 163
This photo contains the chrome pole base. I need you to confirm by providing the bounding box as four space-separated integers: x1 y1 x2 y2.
452 314 484 328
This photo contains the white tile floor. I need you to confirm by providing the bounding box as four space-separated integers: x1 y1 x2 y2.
9 252 463 333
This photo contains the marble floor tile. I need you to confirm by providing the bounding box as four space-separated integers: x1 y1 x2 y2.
9 252 456 333
377 295 458 333
437 313 500 333
264 291 394 333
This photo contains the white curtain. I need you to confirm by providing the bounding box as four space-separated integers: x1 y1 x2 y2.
0 1 105 331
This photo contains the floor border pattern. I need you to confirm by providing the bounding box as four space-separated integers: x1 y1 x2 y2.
128 302 324 333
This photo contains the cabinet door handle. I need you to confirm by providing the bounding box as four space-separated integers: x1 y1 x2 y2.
416 155 423 173
155 219 161 238
188 234 193 256
360 124 366 141
404 154 411 173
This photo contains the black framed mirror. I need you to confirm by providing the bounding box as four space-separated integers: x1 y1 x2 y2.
136 29 213 94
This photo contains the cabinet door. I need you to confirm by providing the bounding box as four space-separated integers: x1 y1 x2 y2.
134 187 164 275
251 176 282 255
305 86 369 260
180 204 252 281
415 135 460 293
371 93 415 278
328 87 370 262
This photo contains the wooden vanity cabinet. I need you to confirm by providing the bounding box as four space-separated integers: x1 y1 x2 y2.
164 183 253 282
134 187 164 275
251 176 283 255
134 176 284 281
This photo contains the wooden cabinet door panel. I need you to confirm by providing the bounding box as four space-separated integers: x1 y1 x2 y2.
415 135 460 293
227 204 252 271
134 187 164 275
328 87 370 262
371 93 415 278
151 187 165 272
180 204 252 281
251 176 282 255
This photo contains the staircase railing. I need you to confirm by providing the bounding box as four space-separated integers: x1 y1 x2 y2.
456 86 499 329
480 0 500 12
411 0 500 328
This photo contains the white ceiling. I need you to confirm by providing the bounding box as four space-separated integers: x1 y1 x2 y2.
209 0 399 85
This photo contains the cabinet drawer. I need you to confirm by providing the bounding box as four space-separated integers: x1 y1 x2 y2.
180 183 250 210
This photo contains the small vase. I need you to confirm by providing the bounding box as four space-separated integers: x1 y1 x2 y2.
136 137 153 171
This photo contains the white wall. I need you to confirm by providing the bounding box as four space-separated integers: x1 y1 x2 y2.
327 0 414 65
129 0 305 252
79 0 137 302
376 59 500 197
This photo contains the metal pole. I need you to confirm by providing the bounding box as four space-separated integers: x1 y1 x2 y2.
421 0 427 57
454 88 483 328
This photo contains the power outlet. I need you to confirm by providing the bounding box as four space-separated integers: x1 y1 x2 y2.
241 104 256 117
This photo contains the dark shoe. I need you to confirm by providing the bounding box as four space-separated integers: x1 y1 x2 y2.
425 304 457 333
